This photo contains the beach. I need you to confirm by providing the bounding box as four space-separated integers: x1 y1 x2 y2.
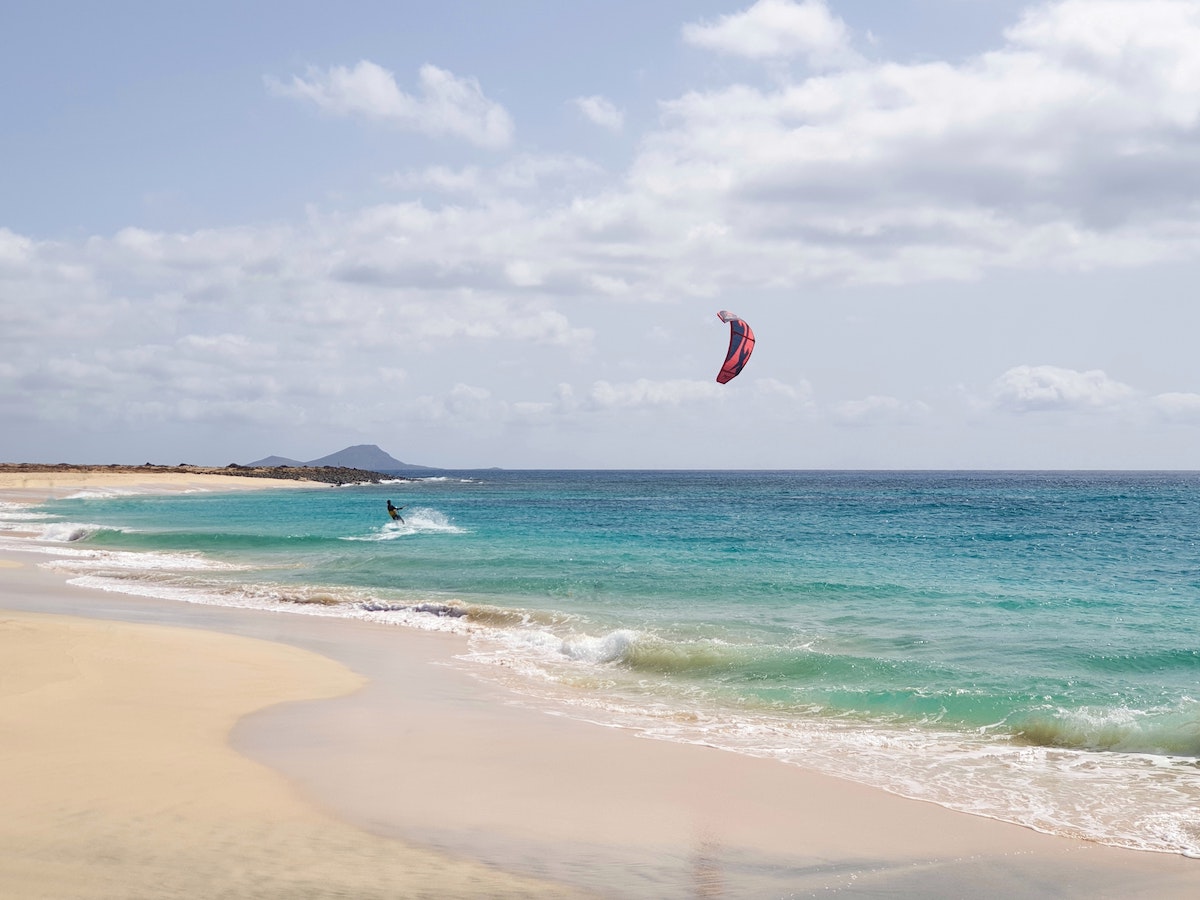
4 472 1200 897
0 469 323 501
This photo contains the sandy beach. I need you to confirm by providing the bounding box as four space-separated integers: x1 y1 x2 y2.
4 473 1200 898
0 566 581 898
0 469 327 502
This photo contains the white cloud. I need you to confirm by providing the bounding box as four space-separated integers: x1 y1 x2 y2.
682 0 861 68
1008 1 1200 121
1150 392 1200 423
753 376 814 406
496 154 603 189
638 0 1200 285
990 365 1136 413
0 206 598 442
589 378 721 409
384 154 602 196
574 95 624 131
585 274 632 297
831 394 930 426
504 260 543 287
0 227 35 266
267 60 513 148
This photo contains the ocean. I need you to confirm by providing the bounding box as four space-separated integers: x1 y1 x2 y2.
4 470 1199 856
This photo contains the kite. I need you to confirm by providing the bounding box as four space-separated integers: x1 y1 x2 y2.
715 310 755 384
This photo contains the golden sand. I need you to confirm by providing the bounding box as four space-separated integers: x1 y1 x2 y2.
0 608 582 899
0 469 321 502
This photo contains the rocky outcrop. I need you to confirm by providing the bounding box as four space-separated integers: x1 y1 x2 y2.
221 463 403 484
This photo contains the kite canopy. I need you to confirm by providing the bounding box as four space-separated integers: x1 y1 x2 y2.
716 310 755 384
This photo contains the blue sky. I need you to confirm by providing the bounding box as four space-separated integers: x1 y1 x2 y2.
4 0 1200 468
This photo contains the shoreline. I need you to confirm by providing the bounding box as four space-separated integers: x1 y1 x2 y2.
4 475 1200 896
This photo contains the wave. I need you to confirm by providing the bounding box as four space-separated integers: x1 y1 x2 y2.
1013 701 1200 757
54 564 455 621
0 512 138 545
458 604 568 629
378 476 480 485
560 629 641 665
0 501 56 523
470 624 761 678
37 547 550 639
362 599 468 617
35 522 107 543
42 547 243 573
62 488 152 500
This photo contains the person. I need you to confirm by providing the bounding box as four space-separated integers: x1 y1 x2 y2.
387 500 405 523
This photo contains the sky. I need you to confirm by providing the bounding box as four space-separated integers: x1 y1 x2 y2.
3 0 1200 469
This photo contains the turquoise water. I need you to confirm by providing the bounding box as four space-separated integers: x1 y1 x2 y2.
6 470 1200 854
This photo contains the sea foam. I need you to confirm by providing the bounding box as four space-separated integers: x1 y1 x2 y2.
341 508 467 541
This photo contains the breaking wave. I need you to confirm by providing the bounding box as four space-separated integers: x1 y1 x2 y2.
1013 702 1200 757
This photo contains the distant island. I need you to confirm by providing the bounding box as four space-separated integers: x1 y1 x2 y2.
246 444 435 473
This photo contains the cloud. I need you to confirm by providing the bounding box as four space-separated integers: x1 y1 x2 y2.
0 228 34 267
573 95 625 131
0 209 597 441
990 365 1136 413
831 394 930 426
641 0 1200 285
588 378 722 409
385 154 602 198
1008 0 1200 111
267 60 513 148
753 376 812 402
682 0 861 68
259 1 1200 300
1150 392 1200 423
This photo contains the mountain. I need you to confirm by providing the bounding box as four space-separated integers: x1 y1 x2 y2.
306 444 413 469
246 454 305 467
248 444 433 471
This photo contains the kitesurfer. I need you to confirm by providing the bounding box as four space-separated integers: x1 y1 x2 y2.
387 500 405 524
